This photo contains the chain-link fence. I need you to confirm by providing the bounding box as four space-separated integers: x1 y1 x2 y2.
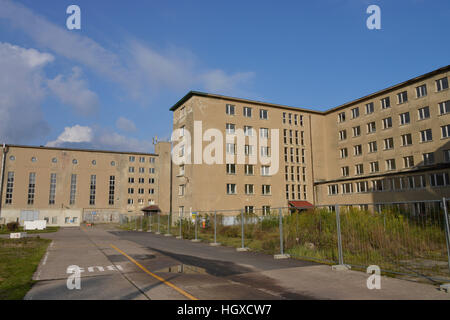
117 198 450 282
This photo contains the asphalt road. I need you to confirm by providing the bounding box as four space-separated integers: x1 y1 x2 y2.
25 225 450 300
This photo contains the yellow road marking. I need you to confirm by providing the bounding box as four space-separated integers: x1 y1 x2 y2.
110 244 198 300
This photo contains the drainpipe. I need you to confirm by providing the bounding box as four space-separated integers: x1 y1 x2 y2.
0 143 8 220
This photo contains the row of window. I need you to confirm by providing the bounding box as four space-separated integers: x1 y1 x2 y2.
128 199 155 205
282 112 304 126
337 77 449 123
283 129 305 146
128 156 156 163
225 164 272 176
226 104 269 120
128 167 156 174
341 151 450 177
226 183 272 195
8 155 157 167
284 147 306 164
285 184 308 201
328 172 450 195
225 124 270 138
225 143 271 157
285 166 307 182
127 188 155 195
128 177 155 184
5 172 116 206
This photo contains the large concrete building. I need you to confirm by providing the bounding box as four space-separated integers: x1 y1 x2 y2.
0 65 449 225
0 142 171 226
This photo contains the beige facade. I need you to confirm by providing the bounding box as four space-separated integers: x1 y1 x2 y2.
0 143 171 226
170 65 450 214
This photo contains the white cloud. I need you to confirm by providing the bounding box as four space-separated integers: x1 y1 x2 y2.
46 125 93 147
0 0 255 102
0 42 51 143
47 67 99 116
46 125 153 153
116 117 137 132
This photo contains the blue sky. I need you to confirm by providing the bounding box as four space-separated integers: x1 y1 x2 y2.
0 0 449 152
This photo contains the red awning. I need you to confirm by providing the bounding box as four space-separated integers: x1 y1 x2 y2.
141 205 161 212
288 201 314 209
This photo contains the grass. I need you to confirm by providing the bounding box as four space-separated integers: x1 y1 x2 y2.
0 226 60 235
0 237 51 300
119 207 450 281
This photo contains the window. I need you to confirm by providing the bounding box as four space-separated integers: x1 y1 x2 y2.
443 150 450 163
355 164 364 175
282 112 286 124
139 167 145 173
128 177 135 183
339 130 347 141
384 137 394 150
368 141 377 153
285 184 289 200
149 189 155 194
401 133 412 146
418 106 430 120
179 165 185 176
109 176 115 205
299 115 304 126
262 206 271 216
294 114 298 125
244 126 253 136
245 184 254 195
89 175 96 205
179 126 185 138
128 199 134 205
370 161 379 173
261 166 270 176
129 167 135 173
399 112 410 125
367 122 376 133
397 91 408 104
352 126 361 137
226 123 235 135
372 180 384 192
226 163 236 174
341 166 349 177
128 188 134 194
328 184 339 195
72 159 78 164
245 164 254 175
423 153 434 165
31 157 37 162
243 106 252 117
366 102 375 114
416 84 427 98
48 173 56 205
149 157 156 164
245 206 255 214
226 143 236 155
262 185 271 195
356 181 368 193
139 157 145 163
342 183 353 194
27 173 36 205
149 178 155 184
439 101 450 115
244 145 253 156
340 148 348 158
420 129 432 142
111 161 116 166
288 113 292 125
386 159 396 171
226 104 235 115
227 184 236 194
129 156 135 162
52 158 57 163
351 107 359 119
138 178 145 184
149 168 155 174
430 173 449 187
382 117 392 129
441 125 450 138
70 174 77 205
260 146 270 157
381 97 390 109
403 156 414 168
179 185 185 196
436 77 449 92
260 128 269 139
338 112 346 123
354 145 362 156
260 109 268 120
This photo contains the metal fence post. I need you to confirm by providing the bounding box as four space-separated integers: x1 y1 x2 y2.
195 213 198 241
442 198 450 275
167 213 171 235
214 211 217 244
241 209 245 249
279 208 284 256
335 204 344 266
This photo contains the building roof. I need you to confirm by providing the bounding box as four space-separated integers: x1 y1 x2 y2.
169 65 450 114
288 201 314 208
2 144 158 157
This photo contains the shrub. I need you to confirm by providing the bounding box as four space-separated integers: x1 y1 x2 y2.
6 222 20 231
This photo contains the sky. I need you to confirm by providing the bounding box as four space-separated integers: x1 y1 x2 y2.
0 0 449 153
